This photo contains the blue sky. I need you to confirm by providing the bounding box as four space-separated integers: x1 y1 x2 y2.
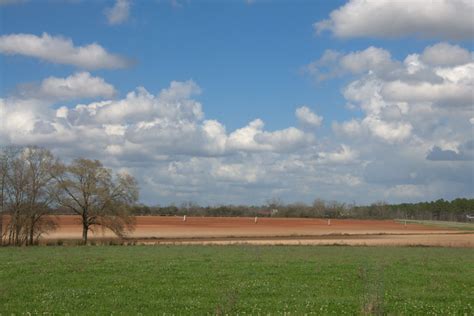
1 0 350 132
0 0 473 205
2 0 469 131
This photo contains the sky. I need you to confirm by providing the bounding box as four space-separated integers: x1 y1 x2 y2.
0 0 473 206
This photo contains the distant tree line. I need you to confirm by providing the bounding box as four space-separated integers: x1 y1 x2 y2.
130 198 474 222
0 145 138 246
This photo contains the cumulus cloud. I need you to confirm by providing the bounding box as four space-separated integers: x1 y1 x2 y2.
339 47 398 75
421 43 472 66
295 106 323 127
381 80 472 105
211 163 260 183
226 119 313 153
255 127 314 152
315 0 474 40
323 43 473 149
105 0 131 25
17 72 116 101
363 116 412 143
318 43 473 204
427 141 474 161
0 80 314 158
333 116 413 144
332 119 362 137
0 33 130 69
303 47 399 82
317 145 358 164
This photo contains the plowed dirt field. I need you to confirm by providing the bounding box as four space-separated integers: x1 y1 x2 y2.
43 215 473 247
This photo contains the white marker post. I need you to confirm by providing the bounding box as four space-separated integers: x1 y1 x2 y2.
254 216 258 224
327 219 331 226
183 215 187 222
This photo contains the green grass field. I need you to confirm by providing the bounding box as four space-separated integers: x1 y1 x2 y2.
0 246 473 315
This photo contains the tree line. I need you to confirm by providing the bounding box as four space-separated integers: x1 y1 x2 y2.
130 198 474 222
0 146 138 246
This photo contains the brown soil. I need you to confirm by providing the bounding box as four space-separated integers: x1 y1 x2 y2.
41 215 473 247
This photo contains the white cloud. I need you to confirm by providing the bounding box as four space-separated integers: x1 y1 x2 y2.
421 42 472 66
343 76 385 115
255 127 314 152
104 124 127 136
226 119 266 152
0 33 130 69
315 0 474 40
105 0 131 25
382 80 472 105
363 116 412 143
303 47 399 82
339 47 398 75
0 98 51 138
159 80 202 101
321 43 473 150
334 116 413 144
89 81 203 125
403 54 425 75
295 106 323 127
436 63 474 84
226 119 313 153
211 163 259 183
200 120 227 155
19 72 116 101
317 145 358 164
323 44 472 203
332 119 362 137
1 80 314 158
303 50 342 81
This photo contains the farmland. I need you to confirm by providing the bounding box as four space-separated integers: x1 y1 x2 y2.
2 216 473 313
0 245 473 314
41 215 474 247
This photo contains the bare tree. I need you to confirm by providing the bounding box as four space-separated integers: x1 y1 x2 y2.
0 147 8 245
52 158 138 244
2 147 31 245
23 147 58 245
266 197 283 210
312 199 326 217
0 146 22 244
0 146 58 245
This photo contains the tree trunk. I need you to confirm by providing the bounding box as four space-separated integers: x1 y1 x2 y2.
29 220 34 246
8 226 13 245
0 214 3 246
82 223 88 245
14 216 20 246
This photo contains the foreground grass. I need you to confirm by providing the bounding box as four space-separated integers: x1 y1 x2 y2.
397 219 474 231
0 246 473 315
